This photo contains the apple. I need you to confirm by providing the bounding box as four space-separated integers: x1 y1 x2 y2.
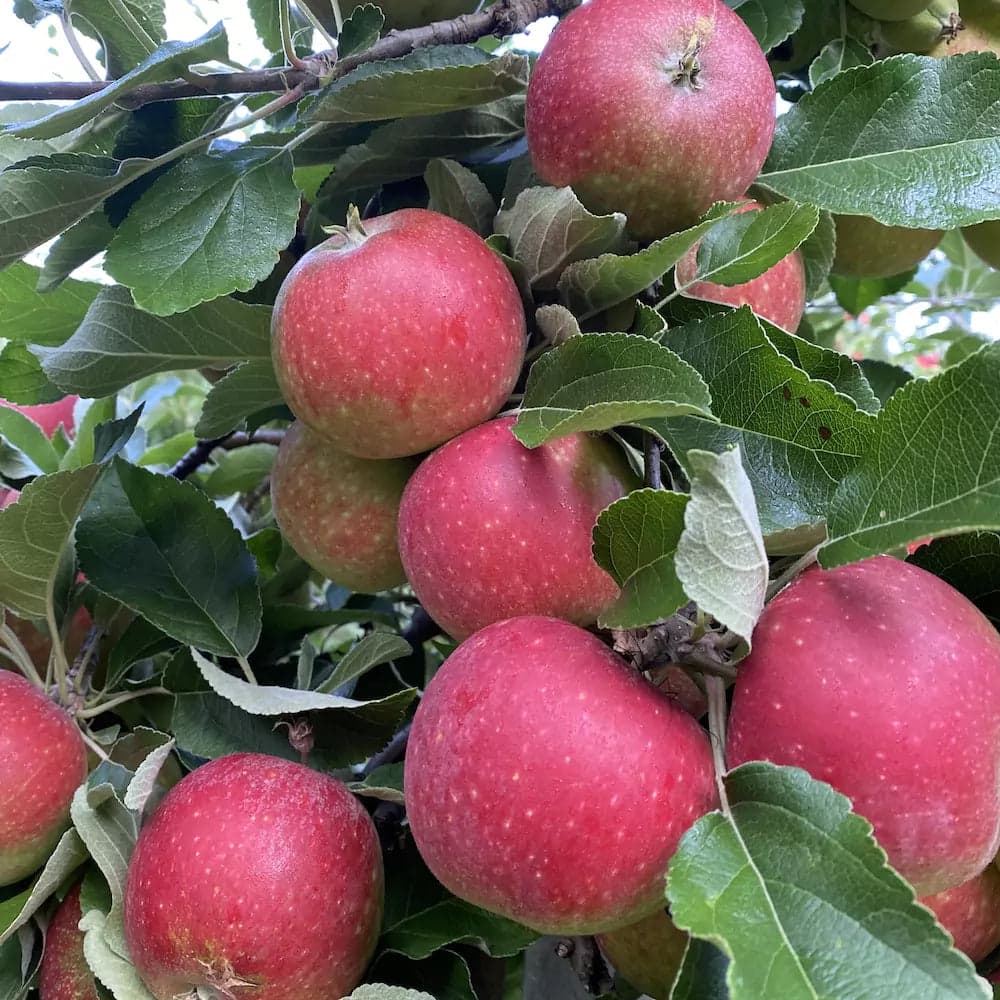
920 863 1000 962
124 753 383 1000
852 0 933 19
880 0 963 53
525 0 775 241
0 488 17 510
727 556 1000 895
674 201 807 332
831 215 943 278
271 207 526 460
270 421 415 593
39 883 99 1000
595 908 689 1000
930 0 1000 54
0 396 77 437
405 616 718 934
397 416 639 640
377 0 478 31
0 672 87 886
962 220 1000 269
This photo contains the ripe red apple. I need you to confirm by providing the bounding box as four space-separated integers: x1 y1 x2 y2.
831 215 943 278
674 201 807 332
525 0 775 242
920 863 1000 963
405 616 718 934
0 488 17 510
596 909 689 999
962 220 1000 270
270 422 415 593
853 0 935 19
271 208 526 459
397 416 639 640
377 0 477 30
39 883 99 1000
124 753 383 1000
0 672 87 886
0 396 77 437
727 556 1000 895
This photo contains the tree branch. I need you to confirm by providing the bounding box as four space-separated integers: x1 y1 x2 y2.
0 0 581 107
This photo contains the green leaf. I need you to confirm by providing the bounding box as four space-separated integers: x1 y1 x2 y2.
558 203 737 320
201 444 275 498
0 262 98 346
0 465 101 618
5 25 228 141
380 899 537 961
123 737 175 817
71 0 166 76
760 53 1000 228
808 36 873 89
495 186 628 291
512 333 714 447
248 0 282 52
37 285 272 397
309 46 527 123
534 304 582 346
104 146 299 315
591 488 689 630
859 358 912 406
346 987 435 1000
350 763 405 804
908 532 1000 627
315 632 413 693
0 344 64 405
0 403 61 475
667 762 990 1000
675 448 767 641
798 209 836 301
691 201 819 287
829 269 916 316
0 830 87 945
656 309 874 538
945 335 992 370
424 158 496 236
80 908 156 1000
76 459 262 657
339 3 384 56
37 213 115 292
822 343 1000 566
0 102 100 172
671 938 730 1000
195 361 284 439
0 930 35 1000
328 96 524 194
728 0 804 51
0 154 151 271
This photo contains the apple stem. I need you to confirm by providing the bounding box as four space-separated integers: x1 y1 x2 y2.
706 674 732 816
322 204 371 248
644 434 663 489
765 545 820 602
670 32 704 90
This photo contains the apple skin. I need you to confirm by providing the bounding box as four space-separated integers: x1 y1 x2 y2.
271 208 526 459
930 0 1000 55
962 220 1000 269
39 883 99 1000
405 616 718 934
0 397 77 437
0 673 87 886
377 0 478 30
881 0 963 53
270 422 415 593
727 556 1000 896
525 0 775 241
595 908 689 1000
675 201 807 333
124 754 383 1000
831 215 943 278
852 0 934 19
397 416 639 640
920 863 1000 963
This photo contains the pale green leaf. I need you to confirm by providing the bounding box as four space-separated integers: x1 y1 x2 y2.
0 262 99 346
424 158 496 236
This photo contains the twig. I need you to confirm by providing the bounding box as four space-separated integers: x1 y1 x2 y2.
765 545 820 601
169 435 232 480
76 686 172 719
61 12 101 82
0 0 582 107
280 0 312 72
643 433 663 490
706 675 731 815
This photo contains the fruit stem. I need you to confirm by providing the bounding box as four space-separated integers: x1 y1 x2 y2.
237 654 258 685
76 687 172 719
0 624 44 688
644 434 663 489
765 545 819 602
706 674 732 816
322 204 371 247
669 31 704 90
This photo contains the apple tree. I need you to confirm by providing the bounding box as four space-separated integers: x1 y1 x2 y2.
2 0 1000 997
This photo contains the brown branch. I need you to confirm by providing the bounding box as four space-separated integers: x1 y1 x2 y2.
169 429 285 480
0 0 581 108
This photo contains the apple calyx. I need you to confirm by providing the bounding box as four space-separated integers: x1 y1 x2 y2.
670 31 704 90
274 716 314 763
940 13 965 42
321 204 370 250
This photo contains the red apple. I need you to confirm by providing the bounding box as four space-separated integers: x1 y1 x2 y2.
39 883 99 1000
962 220 1000 270
124 754 383 1000
271 208 526 459
397 416 639 640
525 0 775 241
0 488 17 510
921 863 1000 963
270 422 415 593
0 672 87 886
405 616 718 934
727 556 1000 895
831 215 943 278
596 908 689 1000
675 201 807 332
0 397 77 437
